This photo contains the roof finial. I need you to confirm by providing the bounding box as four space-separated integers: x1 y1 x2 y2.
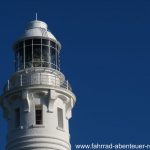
36 12 38 20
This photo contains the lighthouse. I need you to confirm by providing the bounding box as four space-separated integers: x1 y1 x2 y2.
0 19 76 150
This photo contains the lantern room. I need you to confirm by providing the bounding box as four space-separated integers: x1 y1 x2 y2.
13 20 61 71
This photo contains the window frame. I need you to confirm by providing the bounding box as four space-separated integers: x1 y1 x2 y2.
14 107 20 128
35 105 43 125
57 107 64 129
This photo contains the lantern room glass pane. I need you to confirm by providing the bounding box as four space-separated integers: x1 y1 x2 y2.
33 39 41 44
42 46 49 62
19 41 23 49
33 45 41 60
33 45 41 67
25 46 32 68
42 45 49 67
50 47 56 69
42 39 49 45
25 39 32 45
18 48 24 69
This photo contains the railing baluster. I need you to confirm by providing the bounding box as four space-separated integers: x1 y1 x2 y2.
20 74 22 86
40 73 41 84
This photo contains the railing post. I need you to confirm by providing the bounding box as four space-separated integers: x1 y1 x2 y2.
20 74 22 86
40 73 41 84
7 80 10 90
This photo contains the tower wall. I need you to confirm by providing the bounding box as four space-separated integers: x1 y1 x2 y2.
0 20 76 150
4 83 75 150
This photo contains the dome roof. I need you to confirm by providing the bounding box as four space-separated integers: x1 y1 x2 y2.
21 20 57 41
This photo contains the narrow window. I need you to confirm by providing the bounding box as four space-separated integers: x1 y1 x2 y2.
15 108 20 128
57 108 64 129
35 105 43 125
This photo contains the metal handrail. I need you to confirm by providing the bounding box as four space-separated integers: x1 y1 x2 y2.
4 73 72 92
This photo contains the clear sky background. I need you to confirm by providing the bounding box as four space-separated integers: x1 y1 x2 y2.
1 0 150 149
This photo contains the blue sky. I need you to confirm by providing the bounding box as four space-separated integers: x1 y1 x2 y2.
1 0 150 149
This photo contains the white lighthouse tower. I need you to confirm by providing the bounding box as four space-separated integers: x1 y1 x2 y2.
0 19 76 150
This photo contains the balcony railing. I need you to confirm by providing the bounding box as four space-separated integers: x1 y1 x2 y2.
4 73 72 92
